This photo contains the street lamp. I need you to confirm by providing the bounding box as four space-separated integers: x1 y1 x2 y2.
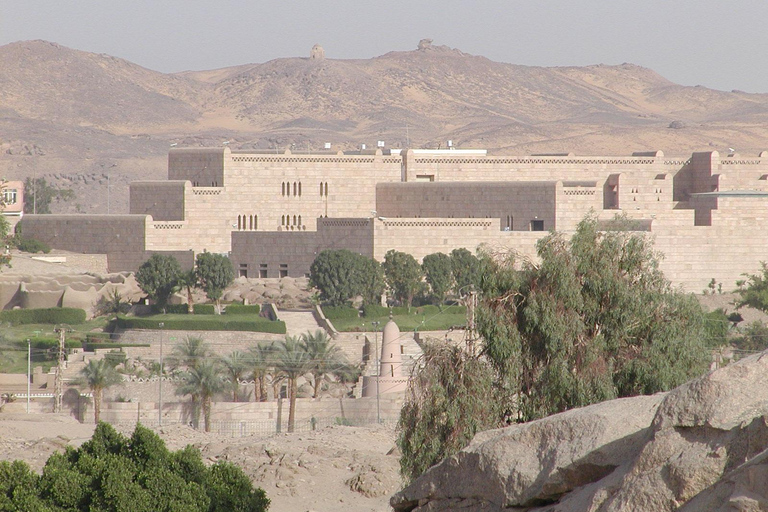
26 339 30 414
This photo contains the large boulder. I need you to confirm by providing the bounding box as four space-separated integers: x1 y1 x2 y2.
392 351 768 512
391 395 664 511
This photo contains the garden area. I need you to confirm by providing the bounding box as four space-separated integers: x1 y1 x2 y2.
322 304 467 332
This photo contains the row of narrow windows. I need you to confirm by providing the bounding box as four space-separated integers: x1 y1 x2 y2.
282 182 302 196
281 214 302 226
237 215 258 230
629 187 663 194
281 182 330 197
191 181 219 187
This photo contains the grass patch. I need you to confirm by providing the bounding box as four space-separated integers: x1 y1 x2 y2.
331 304 467 332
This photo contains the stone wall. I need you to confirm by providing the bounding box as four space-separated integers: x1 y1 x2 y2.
376 181 558 231
129 181 186 221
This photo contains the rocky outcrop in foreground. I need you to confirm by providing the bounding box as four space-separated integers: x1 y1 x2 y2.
391 351 768 511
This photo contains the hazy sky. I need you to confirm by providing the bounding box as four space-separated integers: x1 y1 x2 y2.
2 0 767 92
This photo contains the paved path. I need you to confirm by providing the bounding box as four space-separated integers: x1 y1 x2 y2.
278 310 325 337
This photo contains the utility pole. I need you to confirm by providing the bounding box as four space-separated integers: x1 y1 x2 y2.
26 339 30 414
371 321 381 424
465 290 478 356
158 322 164 426
53 326 67 413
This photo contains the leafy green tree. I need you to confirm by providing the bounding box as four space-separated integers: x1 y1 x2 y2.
450 248 481 293
136 253 182 311
732 321 768 352
736 262 768 313
176 269 198 314
23 177 75 214
422 252 454 304
274 336 310 433
3 422 270 511
477 214 710 421
196 252 234 312
175 359 226 432
300 329 347 398
309 249 384 306
382 250 423 307
77 358 123 423
221 351 249 402
397 343 504 483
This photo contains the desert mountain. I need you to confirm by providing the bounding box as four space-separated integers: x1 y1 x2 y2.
3 39 768 213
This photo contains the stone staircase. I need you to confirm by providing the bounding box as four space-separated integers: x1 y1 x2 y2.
277 309 324 338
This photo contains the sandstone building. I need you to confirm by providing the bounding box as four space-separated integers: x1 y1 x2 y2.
22 146 768 293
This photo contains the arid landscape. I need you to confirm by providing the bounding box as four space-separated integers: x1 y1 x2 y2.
5 39 768 213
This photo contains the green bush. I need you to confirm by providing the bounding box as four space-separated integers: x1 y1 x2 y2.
29 338 82 351
224 304 261 315
115 316 286 334
0 307 86 325
361 304 388 317
84 342 151 352
322 305 360 320
103 350 127 366
0 423 270 511
151 304 190 315
193 304 216 315
15 237 51 254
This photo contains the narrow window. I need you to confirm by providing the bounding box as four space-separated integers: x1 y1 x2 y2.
237 215 241 230
320 183 324 196
324 182 328 196
281 215 285 225
293 215 297 225
298 182 302 196
282 183 285 196
293 182 297 196
254 215 258 230
298 215 302 226
249 215 253 230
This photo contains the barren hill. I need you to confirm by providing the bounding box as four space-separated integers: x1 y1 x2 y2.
3 39 768 213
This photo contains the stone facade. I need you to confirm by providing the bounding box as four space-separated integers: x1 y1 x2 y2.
21 146 768 292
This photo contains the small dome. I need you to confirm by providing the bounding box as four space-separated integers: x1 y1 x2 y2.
382 319 400 344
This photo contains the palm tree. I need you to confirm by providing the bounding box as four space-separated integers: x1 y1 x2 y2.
170 336 210 370
248 344 274 402
274 336 310 433
300 329 347 398
221 351 249 401
170 336 211 426
78 359 122 423
175 359 226 432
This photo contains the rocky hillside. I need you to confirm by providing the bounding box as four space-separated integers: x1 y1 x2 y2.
4 39 768 213
391 350 768 511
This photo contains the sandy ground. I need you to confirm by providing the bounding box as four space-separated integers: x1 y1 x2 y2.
0 413 401 512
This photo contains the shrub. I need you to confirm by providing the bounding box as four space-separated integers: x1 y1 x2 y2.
0 307 86 325
193 304 216 315
83 342 150 352
103 350 127 366
224 304 261 315
15 237 51 254
322 305 359 320
1 423 270 511
114 316 286 334
361 304 389 318
151 303 189 315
